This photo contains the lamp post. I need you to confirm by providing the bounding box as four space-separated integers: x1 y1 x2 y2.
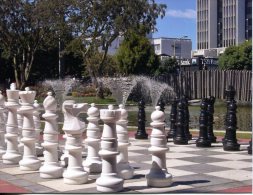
173 36 188 72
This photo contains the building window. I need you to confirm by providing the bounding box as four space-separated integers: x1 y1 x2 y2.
154 44 160 52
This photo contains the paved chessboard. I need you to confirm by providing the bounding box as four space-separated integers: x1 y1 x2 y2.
0 137 252 193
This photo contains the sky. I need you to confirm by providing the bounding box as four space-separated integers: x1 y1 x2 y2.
153 0 197 49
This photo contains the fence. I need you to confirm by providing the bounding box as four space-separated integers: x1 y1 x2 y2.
156 70 252 102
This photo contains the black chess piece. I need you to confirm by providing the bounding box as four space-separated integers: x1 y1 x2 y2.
248 138 252 155
207 96 217 143
157 99 165 112
135 99 148 139
223 100 240 151
182 95 192 140
173 100 188 145
223 85 236 143
167 98 177 139
196 98 211 147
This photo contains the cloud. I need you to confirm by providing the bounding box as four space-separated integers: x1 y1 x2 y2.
166 9 196 19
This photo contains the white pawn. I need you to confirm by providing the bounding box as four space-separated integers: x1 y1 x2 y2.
0 91 6 159
17 100 24 154
39 92 63 178
146 106 172 187
83 103 102 173
19 87 41 171
2 83 22 164
116 104 134 179
96 105 124 192
62 100 89 185
33 100 43 156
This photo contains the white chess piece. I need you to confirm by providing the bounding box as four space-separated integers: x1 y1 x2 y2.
83 103 102 173
146 106 172 187
0 91 6 159
33 100 43 156
17 99 24 154
116 104 134 179
62 100 89 184
2 83 22 164
96 105 124 192
19 87 41 170
39 92 63 178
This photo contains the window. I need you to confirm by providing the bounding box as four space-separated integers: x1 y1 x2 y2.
154 44 160 52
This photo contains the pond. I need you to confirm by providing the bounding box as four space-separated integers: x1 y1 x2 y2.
57 103 251 132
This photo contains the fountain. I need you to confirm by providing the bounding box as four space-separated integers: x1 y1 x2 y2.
98 76 137 106
42 77 79 108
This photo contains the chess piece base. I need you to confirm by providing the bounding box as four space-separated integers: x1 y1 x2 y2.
146 170 173 187
63 168 88 185
2 152 22 165
40 162 63 179
19 157 41 171
196 138 211 147
83 160 102 173
96 175 123 192
173 137 188 145
223 141 240 151
117 162 134 180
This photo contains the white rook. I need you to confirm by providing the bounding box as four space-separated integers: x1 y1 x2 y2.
0 91 6 159
83 103 102 173
2 83 22 164
116 104 134 179
39 92 63 178
96 105 124 192
62 100 89 184
19 87 41 170
146 106 172 187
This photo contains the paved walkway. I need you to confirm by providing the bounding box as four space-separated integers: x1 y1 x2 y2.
0 131 252 194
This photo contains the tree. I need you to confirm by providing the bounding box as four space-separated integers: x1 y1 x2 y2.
0 0 71 89
218 40 252 70
66 0 166 84
154 57 179 76
116 32 160 75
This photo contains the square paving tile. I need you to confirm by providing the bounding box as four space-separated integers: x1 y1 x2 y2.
207 160 252 169
166 159 199 167
182 156 228 163
166 152 201 159
205 170 252 181
209 153 252 160
0 167 39 175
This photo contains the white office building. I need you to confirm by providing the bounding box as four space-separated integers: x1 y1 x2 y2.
192 0 252 58
151 37 192 61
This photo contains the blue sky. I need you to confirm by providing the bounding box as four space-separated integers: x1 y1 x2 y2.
153 0 197 49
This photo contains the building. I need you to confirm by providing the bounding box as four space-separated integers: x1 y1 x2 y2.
192 0 252 58
151 37 192 62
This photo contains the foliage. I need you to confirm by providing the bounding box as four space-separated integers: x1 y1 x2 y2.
65 0 166 83
218 40 252 70
116 32 160 75
0 0 72 89
154 57 179 75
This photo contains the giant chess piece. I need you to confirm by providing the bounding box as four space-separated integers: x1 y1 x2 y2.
135 99 148 139
83 103 102 173
0 91 6 159
173 100 188 145
223 100 240 151
223 85 236 143
248 138 252 155
2 83 22 164
116 104 134 180
196 99 211 147
167 98 177 139
96 105 124 192
207 96 217 143
17 103 24 154
62 100 89 184
182 96 192 140
33 100 43 156
19 87 41 170
146 106 173 187
39 92 63 178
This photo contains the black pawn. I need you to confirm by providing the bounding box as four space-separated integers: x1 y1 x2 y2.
223 100 240 151
182 96 192 140
174 100 188 145
248 138 252 155
207 96 217 143
196 98 211 147
135 99 148 139
167 98 177 139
